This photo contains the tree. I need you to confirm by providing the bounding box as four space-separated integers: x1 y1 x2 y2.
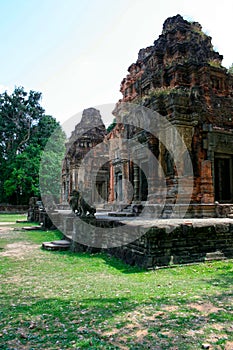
0 87 44 160
39 126 66 204
4 146 42 203
228 63 233 75
0 87 64 204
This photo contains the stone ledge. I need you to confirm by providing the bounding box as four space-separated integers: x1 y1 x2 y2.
58 213 233 268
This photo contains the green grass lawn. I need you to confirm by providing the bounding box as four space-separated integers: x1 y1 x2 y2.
0 214 233 349
0 213 27 222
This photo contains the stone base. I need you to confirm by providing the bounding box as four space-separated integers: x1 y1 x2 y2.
56 203 70 210
108 203 218 218
107 220 233 268
216 203 233 218
42 239 71 251
57 209 233 269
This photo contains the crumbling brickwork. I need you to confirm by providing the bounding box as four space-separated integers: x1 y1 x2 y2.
108 14 233 213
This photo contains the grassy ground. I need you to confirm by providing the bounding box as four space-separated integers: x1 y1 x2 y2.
0 214 233 349
0 213 27 222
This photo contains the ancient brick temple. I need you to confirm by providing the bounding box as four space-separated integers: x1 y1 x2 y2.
106 14 233 217
59 15 233 267
63 15 233 218
61 108 108 204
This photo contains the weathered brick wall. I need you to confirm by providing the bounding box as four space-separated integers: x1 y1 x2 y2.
63 213 233 269
108 223 233 268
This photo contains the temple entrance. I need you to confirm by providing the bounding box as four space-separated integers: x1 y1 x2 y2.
96 163 109 203
116 172 123 202
96 182 107 202
214 155 233 202
139 165 148 202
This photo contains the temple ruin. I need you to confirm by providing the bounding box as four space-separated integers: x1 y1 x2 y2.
62 107 108 205
63 14 233 218
57 15 233 267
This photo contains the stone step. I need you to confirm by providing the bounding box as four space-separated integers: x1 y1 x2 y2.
42 239 71 251
96 208 109 212
56 203 70 210
23 225 42 230
52 240 71 246
205 251 226 261
108 212 135 217
108 204 142 216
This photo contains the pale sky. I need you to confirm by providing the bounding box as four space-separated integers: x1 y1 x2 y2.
0 0 233 127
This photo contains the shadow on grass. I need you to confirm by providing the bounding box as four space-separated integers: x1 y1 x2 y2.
46 248 145 274
0 296 130 349
1 290 233 350
101 253 145 274
206 263 233 288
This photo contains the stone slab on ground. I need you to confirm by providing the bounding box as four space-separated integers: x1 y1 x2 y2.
42 240 71 251
22 226 42 231
58 212 233 268
108 212 135 217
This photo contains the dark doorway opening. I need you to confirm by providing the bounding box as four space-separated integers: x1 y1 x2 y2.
214 156 232 202
139 167 148 201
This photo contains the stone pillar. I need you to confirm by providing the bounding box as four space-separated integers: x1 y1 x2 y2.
201 160 214 203
108 162 115 202
72 168 76 190
66 179 69 201
147 137 161 203
133 164 140 202
122 161 129 203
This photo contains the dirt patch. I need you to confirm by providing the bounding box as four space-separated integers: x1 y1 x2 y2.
211 323 225 331
0 226 20 240
102 328 119 337
162 305 179 312
0 222 15 225
186 329 204 336
135 329 148 339
188 302 222 314
0 241 39 259
225 341 233 350
0 226 14 233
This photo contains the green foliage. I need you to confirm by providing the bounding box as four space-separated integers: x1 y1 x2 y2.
228 63 233 75
0 87 44 159
39 127 66 202
106 117 116 133
0 87 62 204
4 145 41 200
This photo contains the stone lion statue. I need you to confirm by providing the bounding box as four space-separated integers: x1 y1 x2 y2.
69 190 96 218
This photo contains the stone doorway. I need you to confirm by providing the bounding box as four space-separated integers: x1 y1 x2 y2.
139 167 148 201
96 182 107 202
214 155 233 202
139 162 148 202
115 172 123 202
